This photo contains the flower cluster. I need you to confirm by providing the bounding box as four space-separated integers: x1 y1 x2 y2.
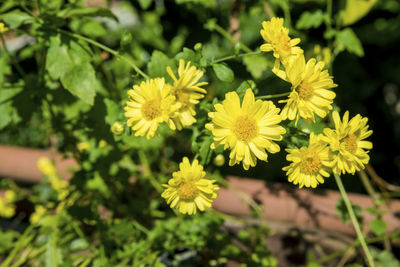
123 17 373 214
124 60 207 139
259 17 373 188
37 157 69 201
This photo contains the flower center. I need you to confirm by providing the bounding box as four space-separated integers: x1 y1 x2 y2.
141 99 162 120
295 81 313 101
178 181 198 200
300 155 321 174
341 134 358 153
232 115 258 142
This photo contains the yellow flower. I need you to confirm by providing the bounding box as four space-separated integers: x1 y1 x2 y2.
279 55 337 124
322 111 373 175
166 59 208 129
162 157 219 215
0 22 8 34
206 89 286 170
260 17 303 64
0 190 16 218
283 133 332 188
124 78 179 139
37 157 57 176
30 205 47 224
77 141 90 152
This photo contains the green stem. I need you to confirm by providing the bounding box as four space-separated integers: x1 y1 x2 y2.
318 230 400 264
213 24 252 53
57 29 149 80
1 34 26 78
326 0 333 31
255 92 290 100
138 150 163 193
211 51 262 65
334 173 375 267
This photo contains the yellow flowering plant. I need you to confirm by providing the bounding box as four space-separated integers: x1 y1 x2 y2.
1 0 395 266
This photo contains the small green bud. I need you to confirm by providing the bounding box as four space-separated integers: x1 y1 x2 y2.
111 122 124 135
194 42 203 51
213 154 225 166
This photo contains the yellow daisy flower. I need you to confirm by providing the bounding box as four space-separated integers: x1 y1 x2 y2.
166 59 208 129
283 133 332 188
206 89 286 170
260 17 303 64
162 157 219 215
279 55 337 124
322 111 373 175
0 190 16 218
124 78 179 139
0 22 8 34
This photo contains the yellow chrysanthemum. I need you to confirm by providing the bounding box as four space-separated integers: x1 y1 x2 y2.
321 111 373 175
279 55 337 124
260 17 303 64
166 59 208 129
37 157 57 176
0 22 8 34
162 157 219 215
124 78 179 139
30 205 47 224
0 190 16 218
206 89 286 170
283 133 332 188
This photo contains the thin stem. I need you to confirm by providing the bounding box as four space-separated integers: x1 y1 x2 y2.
334 173 375 267
57 29 149 80
211 51 262 65
1 34 26 77
317 230 400 264
255 92 290 100
326 0 333 31
138 150 163 193
213 24 252 53
358 170 392 251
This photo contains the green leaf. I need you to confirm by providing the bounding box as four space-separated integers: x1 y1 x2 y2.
242 55 271 79
58 7 118 21
235 80 256 100
199 135 214 165
212 63 234 82
0 230 15 254
175 0 216 8
138 0 153 9
0 9 32 28
296 10 326 29
175 48 201 66
104 98 121 125
335 197 363 225
370 218 387 236
147 50 175 79
0 101 21 129
86 172 110 198
335 28 364 57
0 54 11 84
60 63 97 105
341 0 378 26
46 35 73 80
80 20 107 37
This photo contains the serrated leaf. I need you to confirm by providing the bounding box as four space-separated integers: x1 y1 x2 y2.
46 35 73 80
341 0 378 26
242 55 270 79
370 218 387 236
60 63 97 105
0 101 20 129
0 10 32 28
335 28 364 57
296 10 326 29
58 7 118 21
335 197 363 225
147 50 175 79
212 63 234 82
